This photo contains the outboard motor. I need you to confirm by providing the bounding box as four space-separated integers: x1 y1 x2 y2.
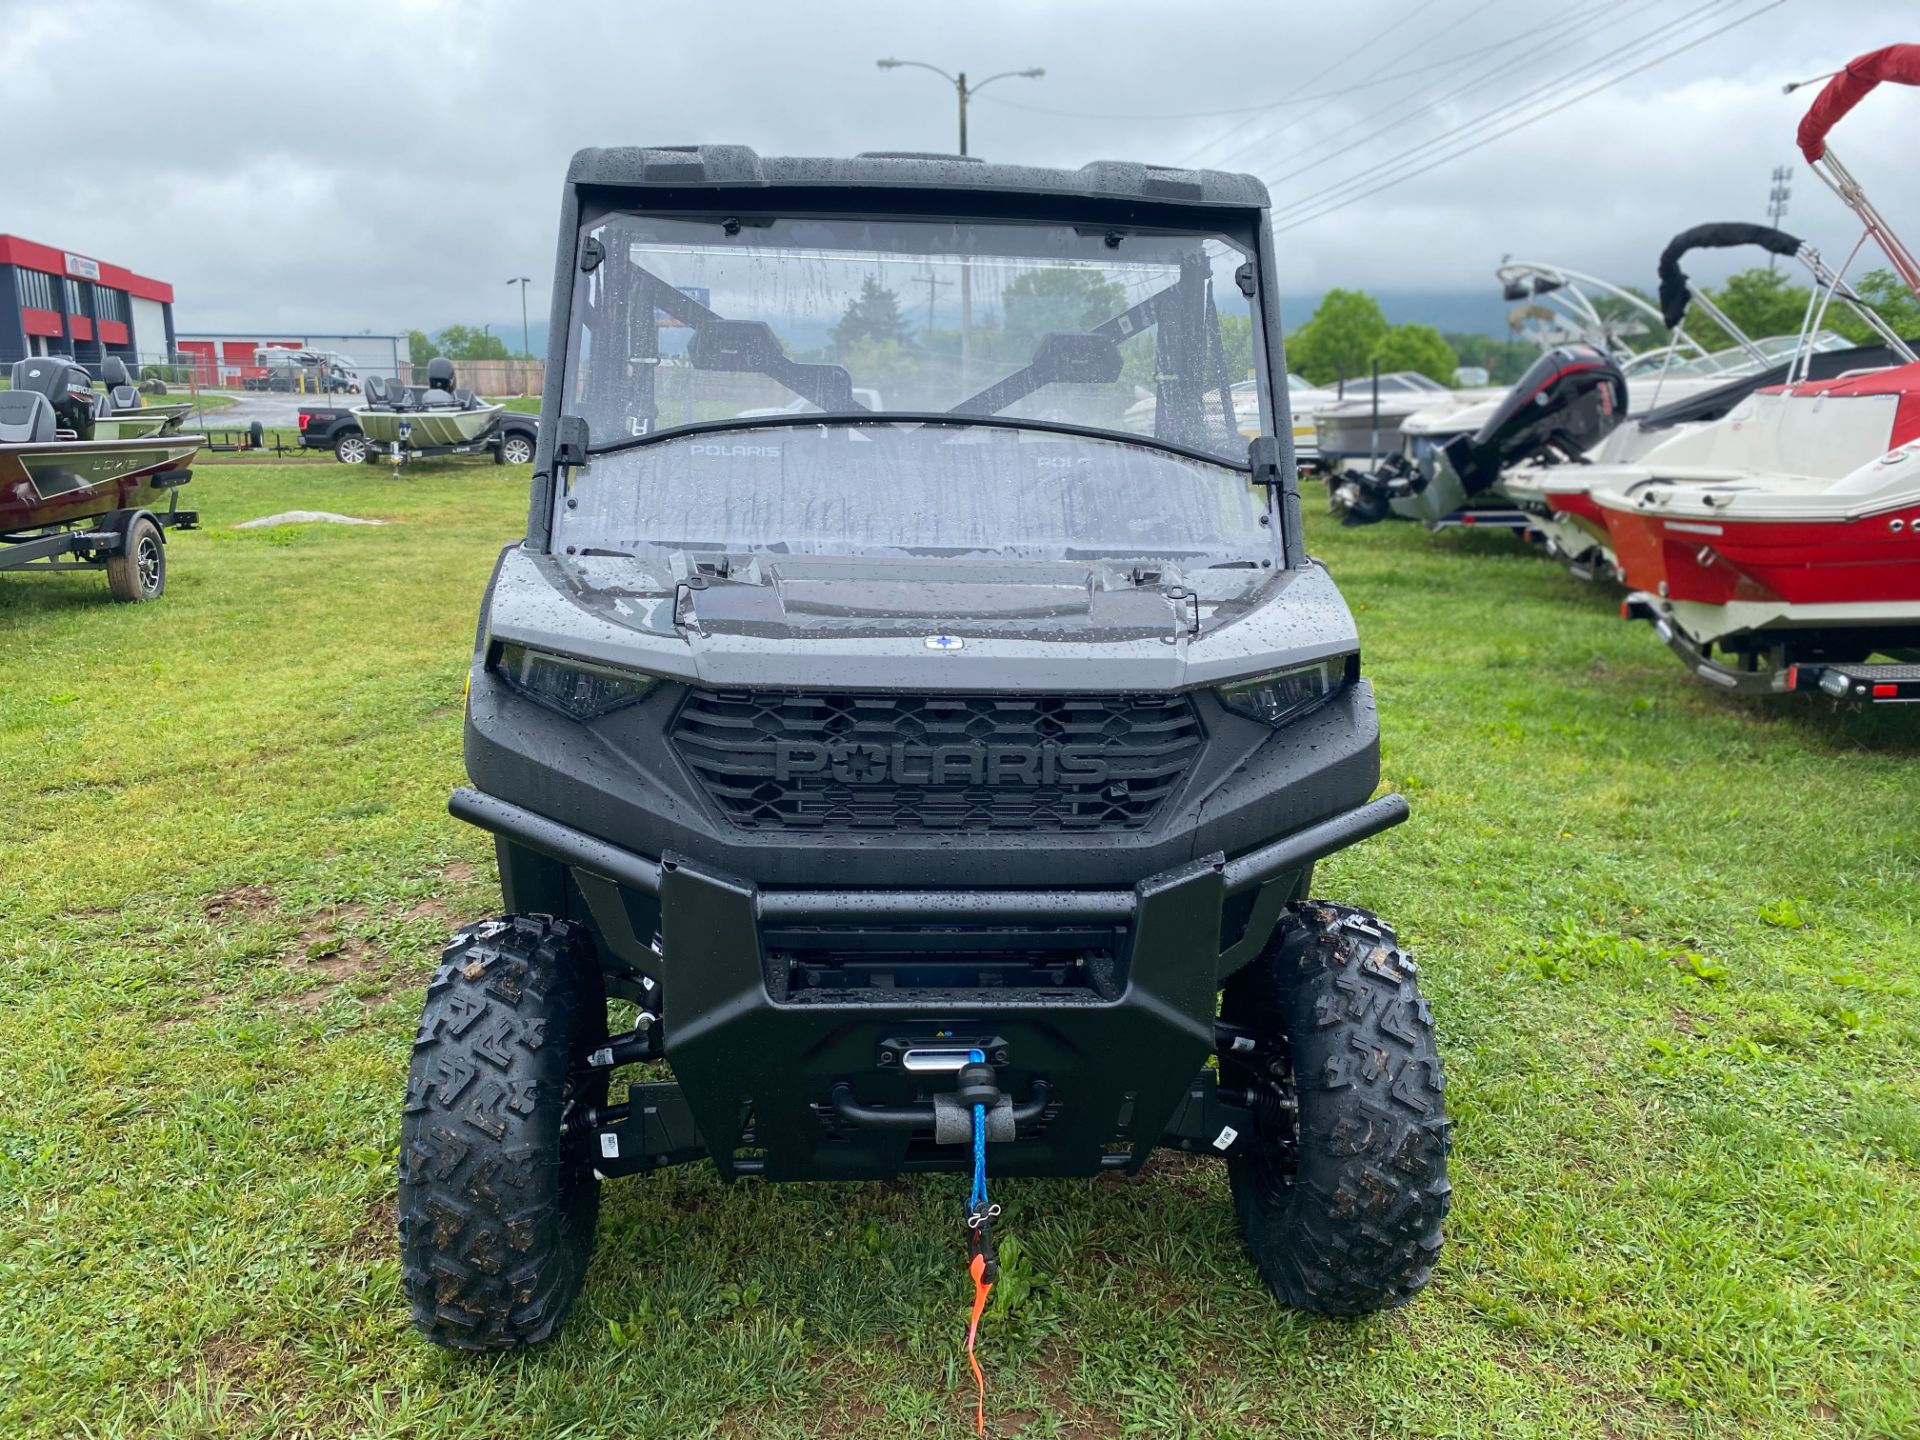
11 356 99 438
1441 344 1626 498
426 356 456 394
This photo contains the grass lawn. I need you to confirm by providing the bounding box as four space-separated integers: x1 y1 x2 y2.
1 461 1915 1439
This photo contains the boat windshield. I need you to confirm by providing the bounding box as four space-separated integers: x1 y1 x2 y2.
561 212 1267 462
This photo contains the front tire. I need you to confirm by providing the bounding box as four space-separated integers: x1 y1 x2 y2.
398 914 609 1350
106 515 165 602
1222 901 1450 1315
501 432 535 465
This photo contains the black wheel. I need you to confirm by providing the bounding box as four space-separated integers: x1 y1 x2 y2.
335 431 370 464
106 515 165 603
501 432 535 465
491 439 507 466
1221 901 1450 1316
398 914 609 1350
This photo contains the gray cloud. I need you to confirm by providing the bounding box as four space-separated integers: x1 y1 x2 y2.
6 0 1914 339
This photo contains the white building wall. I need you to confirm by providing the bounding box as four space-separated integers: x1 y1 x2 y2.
129 296 170 364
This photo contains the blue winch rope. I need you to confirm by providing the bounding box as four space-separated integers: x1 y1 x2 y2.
970 1102 989 1213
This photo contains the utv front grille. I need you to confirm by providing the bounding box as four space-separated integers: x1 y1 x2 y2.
671 689 1205 833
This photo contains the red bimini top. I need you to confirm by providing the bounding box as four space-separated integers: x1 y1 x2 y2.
1798 43 1920 162
1757 359 1920 448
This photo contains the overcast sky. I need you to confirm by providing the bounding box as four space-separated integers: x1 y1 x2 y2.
4 0 1914 341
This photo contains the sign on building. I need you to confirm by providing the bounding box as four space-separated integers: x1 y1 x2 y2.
63 253 101 281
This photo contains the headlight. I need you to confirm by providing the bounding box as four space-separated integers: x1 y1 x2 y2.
1215 656 1348 728
493 643 658 720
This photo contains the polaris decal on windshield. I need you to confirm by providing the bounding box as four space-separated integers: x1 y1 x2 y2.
689 443 782 458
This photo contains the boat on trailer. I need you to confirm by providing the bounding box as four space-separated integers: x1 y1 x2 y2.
0 356 202 602
1592 45 1920 702
1335 233 1895 530
351 357 505 457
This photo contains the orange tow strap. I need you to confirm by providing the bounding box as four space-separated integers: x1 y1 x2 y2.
966 1248 994 1435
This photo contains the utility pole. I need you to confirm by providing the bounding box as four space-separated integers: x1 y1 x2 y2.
506 276 533 395
913 271 952 336
877 58 1044 387
1767 165 1792 269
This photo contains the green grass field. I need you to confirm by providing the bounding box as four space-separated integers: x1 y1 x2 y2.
1 461 1915 1439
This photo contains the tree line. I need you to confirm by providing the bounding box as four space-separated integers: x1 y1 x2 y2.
1284 267 1920 391
407 325 518 365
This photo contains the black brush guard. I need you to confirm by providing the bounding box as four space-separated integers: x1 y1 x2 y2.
452 786 1407 1182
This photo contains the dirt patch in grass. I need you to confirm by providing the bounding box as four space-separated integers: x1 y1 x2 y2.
347 1196 397 1266
204 883 276 920
290 903 404 1010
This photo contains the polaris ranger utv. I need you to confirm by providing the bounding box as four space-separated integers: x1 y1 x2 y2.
400 146 1450 1354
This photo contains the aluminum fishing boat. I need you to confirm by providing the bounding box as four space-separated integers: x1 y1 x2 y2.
353 358 504 449
1 355 202 601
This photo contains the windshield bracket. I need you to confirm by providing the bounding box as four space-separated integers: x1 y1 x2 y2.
556 414 591 466
1166 586 1201 637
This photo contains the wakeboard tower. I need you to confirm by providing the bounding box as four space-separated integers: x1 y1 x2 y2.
1594 46 1920 700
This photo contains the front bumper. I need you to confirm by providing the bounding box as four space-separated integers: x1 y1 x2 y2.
451 786 1406 1181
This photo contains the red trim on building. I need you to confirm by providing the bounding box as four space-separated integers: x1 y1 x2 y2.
19 306 61 337
98 320 129 346
68 315 93 341
0 233 174 304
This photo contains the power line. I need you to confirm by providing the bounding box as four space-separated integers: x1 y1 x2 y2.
1271 0 1786 235
976 8 1595 129
1192 0 1527 175
1256 0 1667 189
1267 0 1743 218
1176 0 1444 166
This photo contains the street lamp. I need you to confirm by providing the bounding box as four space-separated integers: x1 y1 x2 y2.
875 57 1044 156
506 276 532 359
875 58 1043 387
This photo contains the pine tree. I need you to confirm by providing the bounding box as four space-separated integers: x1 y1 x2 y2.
831 277 913 356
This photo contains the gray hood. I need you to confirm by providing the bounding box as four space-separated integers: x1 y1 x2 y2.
485 545 1360 692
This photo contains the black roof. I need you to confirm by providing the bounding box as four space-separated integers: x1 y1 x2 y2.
565 145 1270 211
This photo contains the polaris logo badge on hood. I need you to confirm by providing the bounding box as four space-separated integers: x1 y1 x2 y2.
773 739 1109 787
689 442 781 458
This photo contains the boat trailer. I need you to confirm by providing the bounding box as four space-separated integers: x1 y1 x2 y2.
0 496 199 576
1621 593 1920 701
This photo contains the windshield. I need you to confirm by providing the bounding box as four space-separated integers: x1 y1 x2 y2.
563 212 1267 462
555 210 1277 564
556 424 1274 564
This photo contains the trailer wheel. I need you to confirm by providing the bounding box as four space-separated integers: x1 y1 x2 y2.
501 433 535 465
1220 901 1450 1316
105 515 166 603
335 432 370 464
398 914 609 1351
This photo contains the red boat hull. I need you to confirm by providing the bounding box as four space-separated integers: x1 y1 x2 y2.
1602 503 1920 607
0 441 198 536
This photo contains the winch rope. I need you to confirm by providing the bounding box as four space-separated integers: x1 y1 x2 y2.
964 1098 998 1436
